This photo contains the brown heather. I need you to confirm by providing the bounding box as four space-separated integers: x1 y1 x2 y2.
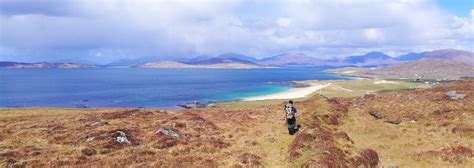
1 80 473 167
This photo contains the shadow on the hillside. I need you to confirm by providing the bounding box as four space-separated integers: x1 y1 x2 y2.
289 125 301 135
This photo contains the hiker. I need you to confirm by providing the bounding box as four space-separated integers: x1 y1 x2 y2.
284 100 298 135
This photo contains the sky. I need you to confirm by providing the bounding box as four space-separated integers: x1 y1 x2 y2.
0 0 473 64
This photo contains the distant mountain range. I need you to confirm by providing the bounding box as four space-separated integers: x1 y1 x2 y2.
257 53 328 66
339 51 402 67
421 49 474 65
396 49 474 64
137 48 474 80
137 48 471 69
397 52 427 61
136 53 328 68
137 60 263 69
0 62 96 69
1 49 472 69
327 58 474 81
136 54 265 69
184 55 260 66
216 53 259 63
373 58 474 80
107 56 190 66
327 49 474 81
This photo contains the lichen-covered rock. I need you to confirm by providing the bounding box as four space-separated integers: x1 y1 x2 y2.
115 131 131 144
91 121 109 127
156 127 181 139
445 91 466 100
85 136 95 142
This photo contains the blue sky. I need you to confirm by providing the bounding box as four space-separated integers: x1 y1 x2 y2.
0 0 473 64
437 0 473 16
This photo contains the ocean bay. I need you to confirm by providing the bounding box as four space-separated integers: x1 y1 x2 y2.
0 67 349 108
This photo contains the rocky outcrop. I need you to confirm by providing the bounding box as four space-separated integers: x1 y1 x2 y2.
445 90 466 100
114 131 131 145
90 121 109 127
178 102 217 109
354 80 474 124
155 128 181 139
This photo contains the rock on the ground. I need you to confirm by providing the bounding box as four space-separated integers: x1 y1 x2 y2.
156 127 181 139
5 159 27 168
115 131 131 144
445 91 466 100
178 101 220 109
368 111 382 119
85 136 95 142
91 121 109 127
385 119 402 125
100 133 109 138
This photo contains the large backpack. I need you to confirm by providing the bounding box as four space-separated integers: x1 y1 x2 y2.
285 104 295 119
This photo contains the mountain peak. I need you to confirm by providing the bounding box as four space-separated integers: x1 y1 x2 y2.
215 53 258 62
364 51 390 58
343 51 394 65
258 53 326 66
423 49 474 65
366 51 385 55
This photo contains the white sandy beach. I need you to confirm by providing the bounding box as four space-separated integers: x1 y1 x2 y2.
243 83 331 101
374 80 398 84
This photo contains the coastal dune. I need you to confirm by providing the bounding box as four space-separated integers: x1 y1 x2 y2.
243 83 331 101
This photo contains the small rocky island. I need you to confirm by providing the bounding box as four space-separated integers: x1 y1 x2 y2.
0 61 96 69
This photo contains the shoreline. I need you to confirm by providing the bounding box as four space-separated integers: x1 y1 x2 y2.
242 83 332 101
0 79 350 109
1 78 428 109
238 75 363 102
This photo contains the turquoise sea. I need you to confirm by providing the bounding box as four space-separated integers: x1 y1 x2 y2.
0 67 350 108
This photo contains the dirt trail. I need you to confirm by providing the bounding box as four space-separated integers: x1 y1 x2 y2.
214 103 297 167
259 110 296 167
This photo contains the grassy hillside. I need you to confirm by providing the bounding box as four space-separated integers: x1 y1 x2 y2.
1 80 472 167
327 58 474 81
340 80 474 167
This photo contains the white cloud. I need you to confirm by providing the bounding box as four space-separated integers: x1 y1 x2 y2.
0 0 472 63
364 28 383 42
277 17 292 27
